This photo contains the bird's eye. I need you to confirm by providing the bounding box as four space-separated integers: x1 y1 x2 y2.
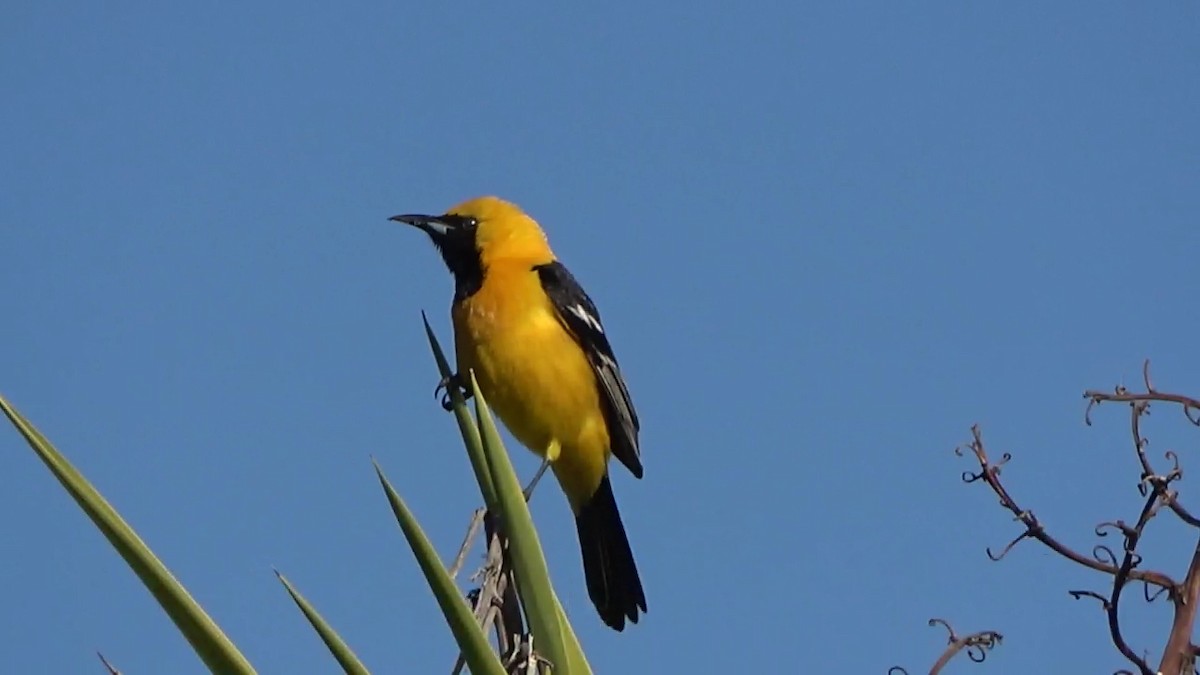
464 217 479 229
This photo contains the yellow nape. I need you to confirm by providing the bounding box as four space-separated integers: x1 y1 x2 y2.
445 195 554 264
445 195 526 221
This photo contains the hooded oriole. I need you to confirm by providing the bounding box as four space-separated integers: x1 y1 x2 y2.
391 196 646 631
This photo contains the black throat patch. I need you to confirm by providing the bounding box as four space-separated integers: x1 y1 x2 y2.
450 256 483 302
428 215 483 302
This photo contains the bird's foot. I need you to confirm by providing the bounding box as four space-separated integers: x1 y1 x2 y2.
434 372 472 411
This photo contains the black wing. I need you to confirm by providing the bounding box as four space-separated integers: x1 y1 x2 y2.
535 261 643 479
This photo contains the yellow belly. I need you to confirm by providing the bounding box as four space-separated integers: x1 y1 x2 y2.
453 275 610 509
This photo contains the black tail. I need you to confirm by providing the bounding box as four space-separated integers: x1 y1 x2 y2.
575 474 646 631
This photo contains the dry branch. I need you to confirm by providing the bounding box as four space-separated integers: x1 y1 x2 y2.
888 618 1002 674
956 361 1200 675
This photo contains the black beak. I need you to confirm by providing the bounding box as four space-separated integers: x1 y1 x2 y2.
389 213 455 237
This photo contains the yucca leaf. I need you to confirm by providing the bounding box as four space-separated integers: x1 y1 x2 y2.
421 311 498 511
0 394 255 675
374 460 506 675
420 322 591 671
275 570 370 675
470 373 577 674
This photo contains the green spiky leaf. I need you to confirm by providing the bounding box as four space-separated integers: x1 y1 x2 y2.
374 460 506 675
0 394 255 675
275 571 370 675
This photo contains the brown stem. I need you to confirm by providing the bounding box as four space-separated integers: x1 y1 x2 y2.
958 426 1175 591
1158 538 1200 675
950 362 1200 673
888 619 1002 675
1100 489 1159 675
928 629 1003 674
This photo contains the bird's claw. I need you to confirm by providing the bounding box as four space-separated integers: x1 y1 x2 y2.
435 373 471 411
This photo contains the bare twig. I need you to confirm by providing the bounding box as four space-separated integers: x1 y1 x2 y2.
451 518 523 675
954 361 1200 674
1068 487 1161 675
1084 361 1200 430
956 426 1175 591
503 634 554 675
449 468 549 674
888 619 1003 675
486 512 527 659
1083 360 1200 675
1086 362 1200 530
449 507 486 580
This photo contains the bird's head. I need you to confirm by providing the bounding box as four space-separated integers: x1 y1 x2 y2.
390 196 554 284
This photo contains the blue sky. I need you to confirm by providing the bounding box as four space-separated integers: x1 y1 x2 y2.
3 2 1199 673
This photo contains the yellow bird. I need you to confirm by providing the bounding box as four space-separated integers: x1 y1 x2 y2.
391 196 646 631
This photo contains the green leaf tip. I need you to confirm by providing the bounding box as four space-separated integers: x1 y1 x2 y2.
375 461 507 675
0 394 256 675
276 570 371 675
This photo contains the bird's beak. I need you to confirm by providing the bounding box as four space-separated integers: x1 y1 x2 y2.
389 213 454 237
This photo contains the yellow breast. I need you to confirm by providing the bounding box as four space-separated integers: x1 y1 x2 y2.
452 265 608 461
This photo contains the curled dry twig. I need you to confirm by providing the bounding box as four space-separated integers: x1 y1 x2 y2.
888 619 1003 675
1085 360 1200 675
955 361 1200 675
1085 361 1200 528
1069 485 1163 675
955 425 1175 592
